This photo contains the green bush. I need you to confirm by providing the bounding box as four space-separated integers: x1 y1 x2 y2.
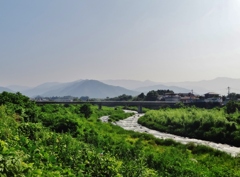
51 117 78 135
226 101 240 114
0 140 34 176
1 95 240 176
80 104 93 118
138 107 240 146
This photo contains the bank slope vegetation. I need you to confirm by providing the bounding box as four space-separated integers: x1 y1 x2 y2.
1 92 240 176
138 102 240 147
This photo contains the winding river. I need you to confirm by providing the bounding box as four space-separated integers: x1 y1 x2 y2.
100 110 240 157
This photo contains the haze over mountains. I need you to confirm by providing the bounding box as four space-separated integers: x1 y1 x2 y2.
134 85 190 94
164 77 240 95
102 79 159 90
7 85 31 92
4 80 139 98
0 86 13 93
40 80 139 98
1 77 239 98
103 77 240 95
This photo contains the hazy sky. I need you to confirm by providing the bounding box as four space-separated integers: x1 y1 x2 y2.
1 0 240 86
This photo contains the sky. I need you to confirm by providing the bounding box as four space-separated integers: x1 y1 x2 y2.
1 0 240 86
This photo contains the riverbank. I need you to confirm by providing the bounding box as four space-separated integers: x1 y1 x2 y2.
100 110 240 157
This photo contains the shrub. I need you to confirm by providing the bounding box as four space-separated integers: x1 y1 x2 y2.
51 117 78 135
226 101 240 114
80 104 93 118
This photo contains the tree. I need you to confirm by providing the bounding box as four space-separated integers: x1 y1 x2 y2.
156 89 174 95
137 93 145 100
225 101 240 114
145 90 159 101
0 91 38 122
80 96 89 101
118 94 132 101
228 93 240 101
80 104 93 118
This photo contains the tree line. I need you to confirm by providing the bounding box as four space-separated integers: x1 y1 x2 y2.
105 90 174 101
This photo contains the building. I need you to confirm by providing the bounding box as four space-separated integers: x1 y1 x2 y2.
164 93 181 102
180 96 199 103
204 92 220 98
204 92 222 103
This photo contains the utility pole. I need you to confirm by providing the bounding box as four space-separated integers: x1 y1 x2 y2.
190 89 193 102
227 87 230 96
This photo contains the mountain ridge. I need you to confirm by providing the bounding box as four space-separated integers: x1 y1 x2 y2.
41 80 139 98
2 77 240 97
0 86 13 93
135 84 191 94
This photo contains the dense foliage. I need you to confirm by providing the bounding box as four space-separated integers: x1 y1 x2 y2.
1 92 240 176
226 101 240 114
133 90 174 101
104 90 174 101
105 94 133 101
79 104 93 118
138 102 240 146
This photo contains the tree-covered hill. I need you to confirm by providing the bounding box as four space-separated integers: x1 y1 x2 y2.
21 80 139 98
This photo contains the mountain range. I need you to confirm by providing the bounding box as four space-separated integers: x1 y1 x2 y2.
103 77 240 95
101 80 191 94
40 80 139 98
2 80 140 98
1 77 239 98
164 77 239 95
0 86 13 93
102 79 159 90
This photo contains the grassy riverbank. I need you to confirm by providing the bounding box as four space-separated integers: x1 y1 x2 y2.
138 104 240 147
1 92 240 176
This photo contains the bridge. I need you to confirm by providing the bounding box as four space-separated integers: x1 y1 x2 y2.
35 101 179 113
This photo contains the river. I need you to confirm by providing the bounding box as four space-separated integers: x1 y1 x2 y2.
100 110 240 157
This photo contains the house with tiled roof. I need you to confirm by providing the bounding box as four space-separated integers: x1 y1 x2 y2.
204 92 222 103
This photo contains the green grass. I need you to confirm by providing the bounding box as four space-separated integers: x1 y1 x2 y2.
138 107 240 146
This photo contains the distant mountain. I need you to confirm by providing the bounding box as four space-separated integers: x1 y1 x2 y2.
40 80 85 97
7 77 238 97
0 86 13 93
135 84 190 94
41 80 139 98
7 85 31 92
101 79 160 90
22 82 71 97
164 77 240 95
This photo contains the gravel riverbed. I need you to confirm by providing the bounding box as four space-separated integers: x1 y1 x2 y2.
100 110 240 157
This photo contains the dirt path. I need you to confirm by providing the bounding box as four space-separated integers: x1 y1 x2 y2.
103 110 240 157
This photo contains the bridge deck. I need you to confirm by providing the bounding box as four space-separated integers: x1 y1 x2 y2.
36 101 179 106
